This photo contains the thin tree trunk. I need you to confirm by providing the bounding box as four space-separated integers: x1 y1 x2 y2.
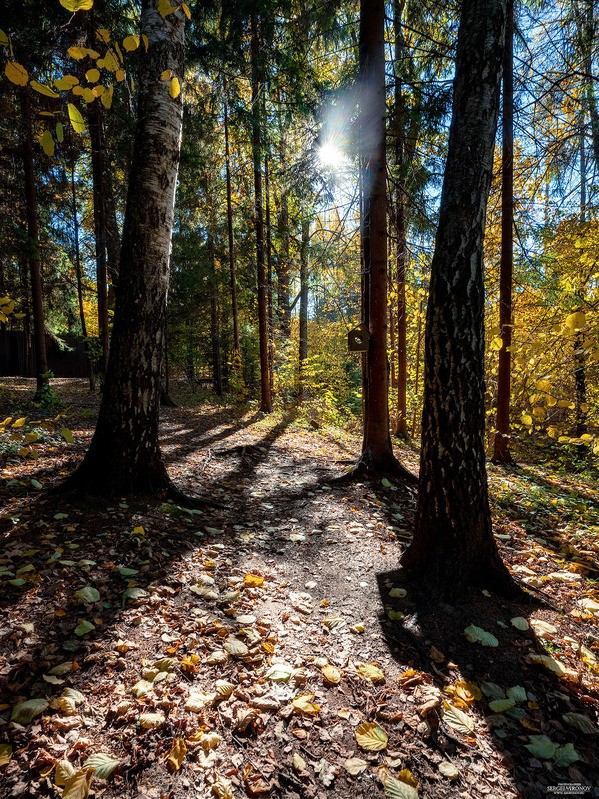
411 296 424 436
393 0 408 439
89 102 110 381
492 0 515 464
19 258 33 377
20 87 49 398
575 127 587 439
65 0 186 497
277 140 291 337
208 221 223 396
401 0 517 597
71 162 95 391
251 14 272 413
264 147 275 397
298 218 309 391
223 86 241 366
351 0 412 480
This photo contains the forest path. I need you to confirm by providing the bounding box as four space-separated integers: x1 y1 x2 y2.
0 380 598 799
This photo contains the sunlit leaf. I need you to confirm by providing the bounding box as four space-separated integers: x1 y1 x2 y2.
83 753 120 779
166 738 187 772
59 0 94 11
355 721 388 751
5 62 28 86
169 77 180 98
122 35 139 51
62 767 93 799
74 586 100 604
31 80 59 98
68 104 85 133
442 703 475 734
292 693 320 716
384 775 419 799
343 757 367 775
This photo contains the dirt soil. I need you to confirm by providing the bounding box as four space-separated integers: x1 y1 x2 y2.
0 379 598 799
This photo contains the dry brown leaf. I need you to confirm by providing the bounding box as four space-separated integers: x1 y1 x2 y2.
166 738 187 772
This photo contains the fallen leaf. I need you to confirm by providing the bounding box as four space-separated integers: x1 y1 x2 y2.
166 738 187 772
355 721 388 751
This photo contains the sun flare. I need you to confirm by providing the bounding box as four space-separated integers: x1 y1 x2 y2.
317 141 347 171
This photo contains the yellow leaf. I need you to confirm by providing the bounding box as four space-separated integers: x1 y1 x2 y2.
72 85 85 96
169 77 180 98
490 336 503 351
39 130 55 156
68 103 85 133
12 417 26 428
158 0 177 16
85 68 100 83
398 769 419 788
355 721 388 751
59 0 94 11
101 85 113 109
122 34 139 52
292 694 320 716
322 664 341 685
0 29 9 46
116 69 125 82
182 3 191 19
30 80 59 98
82 88 95 102
453 680 481 703
62 767 93 799
96 28 110 43
166 738 187 772
521 413 533 426
92 84 104 96
68 46 99 60
565 311 586 332
356 663 385 684
54 75 79 90
161 69 173 80
0 743 12 766
244 573 264 587
5 61 29 86
142 34 149 51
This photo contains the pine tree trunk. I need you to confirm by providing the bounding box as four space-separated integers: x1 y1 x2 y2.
393 0 408 439
298 218 309 391
264 149 275 397
65 0 186 496
277 140 291 337
401 0 517 597
251 15 272 413
71 162 95 391
223 87 241 363
20 87 49 398
356 0 410 476
493 0 514 464
89 102 110 381
208 221 223 397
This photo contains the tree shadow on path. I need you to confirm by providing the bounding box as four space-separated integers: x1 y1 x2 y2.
376 569 599 798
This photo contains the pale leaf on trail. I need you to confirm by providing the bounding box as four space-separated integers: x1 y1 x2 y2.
356 662 385 683
384 775 419 799
343 757 368 775
442 703 475 734
355 721 388 751
62 767 93 799
438 761 459 780
83 753 120 779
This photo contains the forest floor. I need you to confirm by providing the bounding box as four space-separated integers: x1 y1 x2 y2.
0 379 598 799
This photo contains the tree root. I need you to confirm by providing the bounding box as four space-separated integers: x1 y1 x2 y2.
330 453 418 486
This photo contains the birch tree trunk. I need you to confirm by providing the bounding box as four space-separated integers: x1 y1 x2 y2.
401 0 518 597
65 0 185 496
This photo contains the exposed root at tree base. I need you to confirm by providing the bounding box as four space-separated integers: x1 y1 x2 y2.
165 482 224 510
330 453 418 486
